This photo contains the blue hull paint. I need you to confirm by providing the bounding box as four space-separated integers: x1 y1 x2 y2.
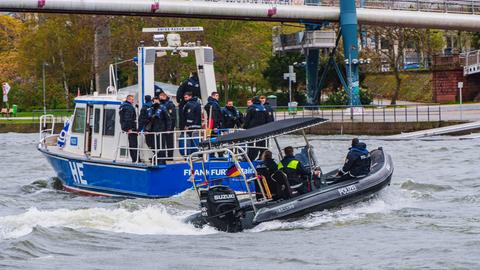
40 148 256 198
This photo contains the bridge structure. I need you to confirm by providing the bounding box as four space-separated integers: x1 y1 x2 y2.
2 0 480 106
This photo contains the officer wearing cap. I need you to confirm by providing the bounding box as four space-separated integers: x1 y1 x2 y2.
138 95 153 132
159 90 177 160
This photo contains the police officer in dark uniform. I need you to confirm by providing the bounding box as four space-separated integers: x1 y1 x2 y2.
278 146 310 195
243 96 269 161
176 72 201 129
181 92 202 155
336 138 371 181
204 92 223 134
119 95 138 162
181 92 202 130
154 85 163 98
146 97 171 165
260 95 274 123
255 150 278 200
222 100 243 129
138 95 153 132
176 72 201 102
159 90 176 160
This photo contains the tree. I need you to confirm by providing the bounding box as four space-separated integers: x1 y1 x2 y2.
368 27 419 105
16 14 94 109
0 16 24 83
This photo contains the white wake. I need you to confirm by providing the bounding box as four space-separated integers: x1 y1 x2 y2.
0 205 215 240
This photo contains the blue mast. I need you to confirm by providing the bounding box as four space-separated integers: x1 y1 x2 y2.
340 0 361 106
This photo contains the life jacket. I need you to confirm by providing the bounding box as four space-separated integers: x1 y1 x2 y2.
278 157 303 186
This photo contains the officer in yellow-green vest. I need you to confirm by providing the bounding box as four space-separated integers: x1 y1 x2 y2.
278 146 310 195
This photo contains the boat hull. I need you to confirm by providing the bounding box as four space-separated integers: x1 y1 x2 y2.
39 147 255 198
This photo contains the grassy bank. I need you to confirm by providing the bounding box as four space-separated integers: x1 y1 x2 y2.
364 71 433 103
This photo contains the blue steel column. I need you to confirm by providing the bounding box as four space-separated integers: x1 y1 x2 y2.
305 24 321 106
340 0 361 106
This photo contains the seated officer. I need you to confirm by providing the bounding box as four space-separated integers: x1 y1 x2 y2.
278 146 310 195
255 150 278 200
335 138 371 181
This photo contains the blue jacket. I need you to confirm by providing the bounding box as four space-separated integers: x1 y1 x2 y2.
341 142 371 177
146 103 171 132
176 76 201 106
221 106 243 128
160 97 177 131
204 96 223 129
243 101 268 129
138 101 153 131
182 97 202 129
264 101 275 123
119 101 137 131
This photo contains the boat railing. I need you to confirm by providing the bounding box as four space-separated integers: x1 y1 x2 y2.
188 146 270 213
106 64 118 95
114 128 268 166
39 114 55 142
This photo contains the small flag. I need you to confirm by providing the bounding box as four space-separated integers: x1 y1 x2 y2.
226 165 241 177
77 88 81 96
208 117 214 129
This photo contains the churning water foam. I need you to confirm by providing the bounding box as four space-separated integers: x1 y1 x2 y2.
0 205 216 240
249 188 411 232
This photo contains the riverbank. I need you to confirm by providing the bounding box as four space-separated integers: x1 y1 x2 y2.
306 121 480 136
1 120 477 135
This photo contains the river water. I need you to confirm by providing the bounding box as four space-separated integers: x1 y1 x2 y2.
0 133 479 269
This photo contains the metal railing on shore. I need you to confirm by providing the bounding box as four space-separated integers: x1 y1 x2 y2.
255 104 443 123
0 104 454 125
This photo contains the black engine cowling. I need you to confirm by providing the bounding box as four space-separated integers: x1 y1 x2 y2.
200 186 242 232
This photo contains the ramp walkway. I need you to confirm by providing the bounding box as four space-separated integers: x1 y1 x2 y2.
385 121 480 140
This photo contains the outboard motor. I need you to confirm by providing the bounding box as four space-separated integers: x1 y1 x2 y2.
200 186 242 232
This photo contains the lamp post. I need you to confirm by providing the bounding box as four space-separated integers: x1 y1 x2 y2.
458 81 463 120
42 62 49 116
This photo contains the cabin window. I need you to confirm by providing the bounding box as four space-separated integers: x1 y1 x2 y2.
93 108 101 134
103 109 116 136
72 108 86 134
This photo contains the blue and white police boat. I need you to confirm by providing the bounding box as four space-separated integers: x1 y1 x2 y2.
37 27 256 198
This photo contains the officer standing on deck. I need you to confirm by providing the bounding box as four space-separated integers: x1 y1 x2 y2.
119 95 138 162
243 96 269 160
177 72 201 129
146 97 171 165
204 92 223 134
159 90 177 160
260 95 274 123
138 95 153 132
222 100 243 129
181 92 202 130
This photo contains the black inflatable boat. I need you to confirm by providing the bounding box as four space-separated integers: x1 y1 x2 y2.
185 118 394 232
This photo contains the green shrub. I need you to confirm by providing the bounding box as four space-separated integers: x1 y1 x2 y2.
324 88 373 105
